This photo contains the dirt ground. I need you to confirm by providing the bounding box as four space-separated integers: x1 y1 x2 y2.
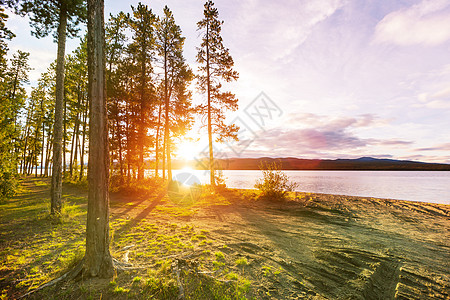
1 178 449 299
109 187 450 299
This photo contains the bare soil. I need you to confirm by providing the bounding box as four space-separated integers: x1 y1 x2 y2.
109 187 450 299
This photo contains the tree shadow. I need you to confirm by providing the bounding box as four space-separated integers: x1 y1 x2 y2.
112 189 167 239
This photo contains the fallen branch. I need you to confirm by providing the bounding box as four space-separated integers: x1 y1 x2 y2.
172 260 185 300
112 257 150 270
119 244 135 251
196 271 232 285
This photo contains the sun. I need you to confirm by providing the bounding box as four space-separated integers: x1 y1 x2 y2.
175 139 201 161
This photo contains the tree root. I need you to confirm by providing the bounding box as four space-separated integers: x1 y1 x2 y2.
18 259 84 299
18 250 208 298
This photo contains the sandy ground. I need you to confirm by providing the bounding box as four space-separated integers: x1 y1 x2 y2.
109 189 450 299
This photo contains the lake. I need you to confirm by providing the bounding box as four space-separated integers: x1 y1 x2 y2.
169 170 450 205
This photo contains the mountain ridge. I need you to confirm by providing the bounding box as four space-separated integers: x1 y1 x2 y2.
182 156 450 171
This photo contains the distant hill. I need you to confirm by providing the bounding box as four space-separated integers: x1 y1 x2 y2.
179 157 450 171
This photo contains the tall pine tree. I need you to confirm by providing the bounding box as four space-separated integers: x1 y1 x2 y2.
156 5 193 181
128 3 156 180
19 0 86 215
196 1 239 187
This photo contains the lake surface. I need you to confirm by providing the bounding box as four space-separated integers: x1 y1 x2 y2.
170 170 450 205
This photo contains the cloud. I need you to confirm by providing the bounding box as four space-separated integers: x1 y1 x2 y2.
416 86 450 109
228 0 348 62
374 0 450 46
255 114 375 152
287 113 381 129
249 128 366 159
247 112 413 158
416 143 450 151
376 140 413 146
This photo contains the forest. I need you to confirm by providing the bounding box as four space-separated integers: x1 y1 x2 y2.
0 0 238 204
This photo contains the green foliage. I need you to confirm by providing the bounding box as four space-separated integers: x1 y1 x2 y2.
0 48 32 198
235 257 248 267
215 251 225 261
0 170 16 201
255 161 298 200
19 0 87 40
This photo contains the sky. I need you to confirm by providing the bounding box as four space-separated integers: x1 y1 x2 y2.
5 0 450 163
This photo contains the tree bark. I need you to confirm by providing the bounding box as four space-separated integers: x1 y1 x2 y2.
206 23 215 187
84 0 114 278
45 133 53 177
137 55 146 181
79 99 87 180
40 122 45 177
51 1 68 215
154 99 162 178
63 95 67 175
163 40 172 181
115 111 124 182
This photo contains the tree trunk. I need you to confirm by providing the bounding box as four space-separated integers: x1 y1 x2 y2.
33 125 39 177
51 2 68 215
115 112 124 183
41 122 45 177
45 133 53 177
137 57 146 181
163 41 172 181
21 120 31 175
155 100 162 178
73 121 80 179
69 118 76 177
125 101 131 183
206 24 215 187
63 95 67 176
162 136 166 180
79 100 87 180
84 0 113 278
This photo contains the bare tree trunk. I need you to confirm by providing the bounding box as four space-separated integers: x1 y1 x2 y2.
206 24 215 187
63 95 67 176
137 65 146 181
79 101 87 180
154 100 162 178
51 2 68 215
41 124 45 177
84 0 113 277
162 137 166 180
21 122 31 175
70 108 80 178
45 133 53 177
69 121 76 177
115 113 124 183
33 126 39 177
163 41 172 181
125 102 131 183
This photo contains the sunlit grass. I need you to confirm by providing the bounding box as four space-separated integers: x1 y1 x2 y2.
1 177 257 299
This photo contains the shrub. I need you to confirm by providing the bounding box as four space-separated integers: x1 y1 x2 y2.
0 170 17 201
254 161 298 200
214 171 227 192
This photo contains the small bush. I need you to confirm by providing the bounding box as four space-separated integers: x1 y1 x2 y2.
255 161 298 200
214 171 227 192
0 171 17 201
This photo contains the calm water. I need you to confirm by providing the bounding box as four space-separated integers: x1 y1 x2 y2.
169 170 450 205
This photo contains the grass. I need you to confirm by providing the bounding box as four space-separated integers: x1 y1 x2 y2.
0 176 254 299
